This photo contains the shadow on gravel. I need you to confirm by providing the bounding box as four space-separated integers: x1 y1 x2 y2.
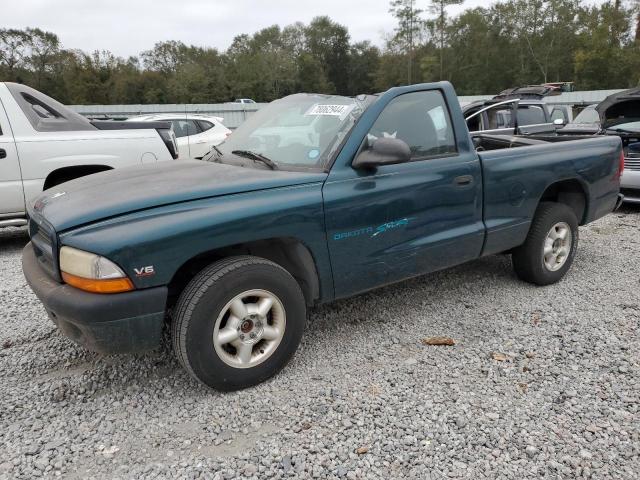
617 202 640 214
306 253 516 332
0 227 29 252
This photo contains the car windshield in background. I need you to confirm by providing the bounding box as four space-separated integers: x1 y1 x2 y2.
217 93 374 169
573 106 600 124
608 121 640 133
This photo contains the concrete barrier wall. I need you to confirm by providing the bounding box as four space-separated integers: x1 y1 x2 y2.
68 89 625 128
68 103 267 129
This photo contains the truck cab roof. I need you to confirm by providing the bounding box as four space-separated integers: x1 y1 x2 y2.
1 82 96 132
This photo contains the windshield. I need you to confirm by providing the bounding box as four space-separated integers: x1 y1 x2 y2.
572 105 599 124
217 93 374 169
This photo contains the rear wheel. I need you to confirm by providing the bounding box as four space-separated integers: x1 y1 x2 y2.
172 256 306 390
512 202 579 285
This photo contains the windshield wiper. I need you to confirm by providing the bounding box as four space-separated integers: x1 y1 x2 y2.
211 145 225 162
231 150 279 170
203 144 225 163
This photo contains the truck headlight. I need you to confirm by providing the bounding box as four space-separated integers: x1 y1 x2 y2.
59 246 134 293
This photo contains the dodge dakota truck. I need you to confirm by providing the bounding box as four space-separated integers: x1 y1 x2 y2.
22 82 624 391
0 82 178 229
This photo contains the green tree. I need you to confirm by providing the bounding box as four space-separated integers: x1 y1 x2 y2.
25 28 60 90
304 16 351 94
389 0 425 84
574 1 635 89
347 41 380 95
1 6 638 104
141 40 190 73
0 29 31 80
428 0 463 79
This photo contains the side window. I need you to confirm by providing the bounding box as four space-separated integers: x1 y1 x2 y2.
197 120 214 132
465 108 482 132
170 120 201 138
368 90 457 160
22 93 62 119
486 107 512 129
517 105 546 126
185 120 200 136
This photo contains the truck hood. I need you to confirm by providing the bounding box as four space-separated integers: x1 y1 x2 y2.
31 160 327 231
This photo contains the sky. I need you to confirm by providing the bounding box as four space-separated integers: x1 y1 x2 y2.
4 0 497 57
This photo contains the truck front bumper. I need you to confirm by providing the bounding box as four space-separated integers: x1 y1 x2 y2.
22 243 167 354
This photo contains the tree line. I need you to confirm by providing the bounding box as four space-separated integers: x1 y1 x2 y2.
1 0 639 105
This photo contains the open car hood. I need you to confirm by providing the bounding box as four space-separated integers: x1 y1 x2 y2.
596 88 640 128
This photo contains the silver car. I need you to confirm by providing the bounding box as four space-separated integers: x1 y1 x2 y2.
619 129 640 204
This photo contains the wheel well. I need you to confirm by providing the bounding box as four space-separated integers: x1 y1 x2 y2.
539 180 588 224
43 165 113 190
167 238 321 310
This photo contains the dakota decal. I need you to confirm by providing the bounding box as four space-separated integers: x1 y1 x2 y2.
372 218 410 237
333 218 412 241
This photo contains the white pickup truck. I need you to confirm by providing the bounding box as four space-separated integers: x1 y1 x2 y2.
0 82 178 228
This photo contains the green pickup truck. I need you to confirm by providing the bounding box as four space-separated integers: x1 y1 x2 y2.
22 82 624 390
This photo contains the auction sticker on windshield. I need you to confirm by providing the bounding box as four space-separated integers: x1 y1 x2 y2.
305 104 354 120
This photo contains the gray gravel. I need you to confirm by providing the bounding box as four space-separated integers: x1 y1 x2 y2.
1 207 639 479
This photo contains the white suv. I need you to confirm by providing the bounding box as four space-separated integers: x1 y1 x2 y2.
129 114 231 160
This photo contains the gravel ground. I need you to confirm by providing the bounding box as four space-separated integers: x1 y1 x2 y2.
0 207 639 480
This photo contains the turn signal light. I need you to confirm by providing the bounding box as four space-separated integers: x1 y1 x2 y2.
62 272 134 294
617 150 625 179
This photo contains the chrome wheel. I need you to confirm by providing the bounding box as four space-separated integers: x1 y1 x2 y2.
212 289 286 369
543 222 572 272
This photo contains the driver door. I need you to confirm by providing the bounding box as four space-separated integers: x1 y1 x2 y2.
323 88 484 298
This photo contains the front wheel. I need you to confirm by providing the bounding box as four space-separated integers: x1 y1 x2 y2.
172 256 306 390
512 202 579 286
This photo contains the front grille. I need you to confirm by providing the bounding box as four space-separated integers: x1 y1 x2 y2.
624 156 640 171
621 188 640 201
29 215 61 282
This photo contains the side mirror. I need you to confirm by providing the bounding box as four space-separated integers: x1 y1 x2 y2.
352 137 411 169
553 118 565 126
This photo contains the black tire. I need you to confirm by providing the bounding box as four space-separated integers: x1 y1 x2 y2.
172 256 306 391
512 202 579 286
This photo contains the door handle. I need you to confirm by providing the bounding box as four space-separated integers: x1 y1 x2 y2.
454 175 473 186
0 149 6 159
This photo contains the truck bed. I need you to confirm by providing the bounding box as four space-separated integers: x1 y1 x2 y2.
476 135 622 256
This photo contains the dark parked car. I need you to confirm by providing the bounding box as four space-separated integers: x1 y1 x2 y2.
463 86 570 135
558 89 640 203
